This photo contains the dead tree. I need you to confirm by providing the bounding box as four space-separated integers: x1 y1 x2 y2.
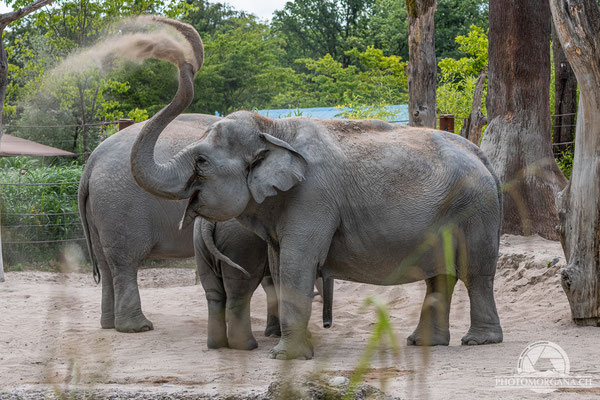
0 0 55 141
551 22 578 151
405 0 437 128
459 67 487 146
480 0 567 240
0 0 55 283
550 0 600 326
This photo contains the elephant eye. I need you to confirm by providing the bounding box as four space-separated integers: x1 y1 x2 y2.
196 155 207 165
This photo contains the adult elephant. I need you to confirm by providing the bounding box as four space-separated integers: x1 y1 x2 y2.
79 117 334 335
129 18 503 360
78 17 333 336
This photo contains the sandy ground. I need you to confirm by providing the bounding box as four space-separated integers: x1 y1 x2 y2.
1 234 600 399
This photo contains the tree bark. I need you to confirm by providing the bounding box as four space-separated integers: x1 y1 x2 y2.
551 22 578 151
0 0 56 142
550 0 600 326
481 0 567 241
405 0 437 128
459 66 487 146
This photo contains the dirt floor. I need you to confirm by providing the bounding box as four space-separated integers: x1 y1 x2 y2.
1 234 600 399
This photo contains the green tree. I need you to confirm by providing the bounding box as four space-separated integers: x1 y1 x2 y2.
190 17 296 115
272 0 375 66
274 46 407 109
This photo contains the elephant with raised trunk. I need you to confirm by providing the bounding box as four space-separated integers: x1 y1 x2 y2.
78 16 333 339
129 17 503 360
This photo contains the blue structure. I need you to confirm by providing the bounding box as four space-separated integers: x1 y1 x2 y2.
256 105 409 123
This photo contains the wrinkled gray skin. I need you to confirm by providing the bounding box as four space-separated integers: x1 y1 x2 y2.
79 114 333 336
129 19 503 360
79 114 218 332
195 217 334 350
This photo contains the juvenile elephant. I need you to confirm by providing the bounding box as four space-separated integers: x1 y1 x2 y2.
196 218 334 350
129 18 503 360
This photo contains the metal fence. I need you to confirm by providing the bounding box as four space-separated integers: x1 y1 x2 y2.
0 181 83 265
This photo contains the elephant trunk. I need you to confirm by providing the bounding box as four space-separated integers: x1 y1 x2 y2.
200 219 251 278
130 18 204 200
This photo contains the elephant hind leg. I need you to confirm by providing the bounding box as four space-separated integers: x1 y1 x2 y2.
261 276 281 337
89 225 115 329
100 238 153 333
226 295 258 350
461 274 502 345
407 274 456 346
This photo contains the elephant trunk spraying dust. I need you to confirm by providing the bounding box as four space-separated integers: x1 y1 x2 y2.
78 17 333 338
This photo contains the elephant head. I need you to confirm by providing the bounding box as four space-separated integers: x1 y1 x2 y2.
130 22 307 225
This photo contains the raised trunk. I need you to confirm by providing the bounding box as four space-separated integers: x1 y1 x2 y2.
551 23 578 151
550 0 600 326
129 18 204 200
481 0 567 240
405 0 437 128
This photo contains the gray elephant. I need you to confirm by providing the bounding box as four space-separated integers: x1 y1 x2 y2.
128 18 503 360
79 115 332 339
195 217 333 350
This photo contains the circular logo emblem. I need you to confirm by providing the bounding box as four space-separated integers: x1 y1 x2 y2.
517 341 570 393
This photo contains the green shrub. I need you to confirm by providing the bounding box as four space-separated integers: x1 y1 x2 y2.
0 157 83 265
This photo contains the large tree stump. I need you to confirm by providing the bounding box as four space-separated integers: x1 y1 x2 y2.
480 0 567 240
405 0 437 128
550 0 600 326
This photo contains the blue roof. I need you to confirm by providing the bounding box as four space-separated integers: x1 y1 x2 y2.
256 105 409 123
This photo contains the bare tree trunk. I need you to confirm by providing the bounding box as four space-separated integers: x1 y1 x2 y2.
459 67 487 146
551 23 578 151
405 0 437 128
0 0 56 142
550 0 600 326
0 28 8 142
481 0 567 240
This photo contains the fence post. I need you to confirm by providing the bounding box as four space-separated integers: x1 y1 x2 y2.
118 119 135 131
0 220 5 282
439 114 455 133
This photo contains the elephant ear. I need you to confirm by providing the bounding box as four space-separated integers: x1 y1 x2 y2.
248 132 307 204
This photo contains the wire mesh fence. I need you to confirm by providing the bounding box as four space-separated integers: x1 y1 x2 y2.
0 180 83 265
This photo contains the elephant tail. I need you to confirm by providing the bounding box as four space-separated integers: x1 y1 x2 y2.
78 164 100 284
200 219 251 278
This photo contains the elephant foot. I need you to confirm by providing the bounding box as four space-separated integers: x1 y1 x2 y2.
207 336 229 349
100 313 115 329
461 326 503 346
228 336 258 351
269 335 313 360
406 328 450 346
115 313 154 333
264 315 281 337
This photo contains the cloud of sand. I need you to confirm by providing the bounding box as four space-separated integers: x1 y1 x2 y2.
48 16 197 80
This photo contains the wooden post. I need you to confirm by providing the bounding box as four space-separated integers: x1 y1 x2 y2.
0 217 4 283
439 114 455 133
118 119 135 131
